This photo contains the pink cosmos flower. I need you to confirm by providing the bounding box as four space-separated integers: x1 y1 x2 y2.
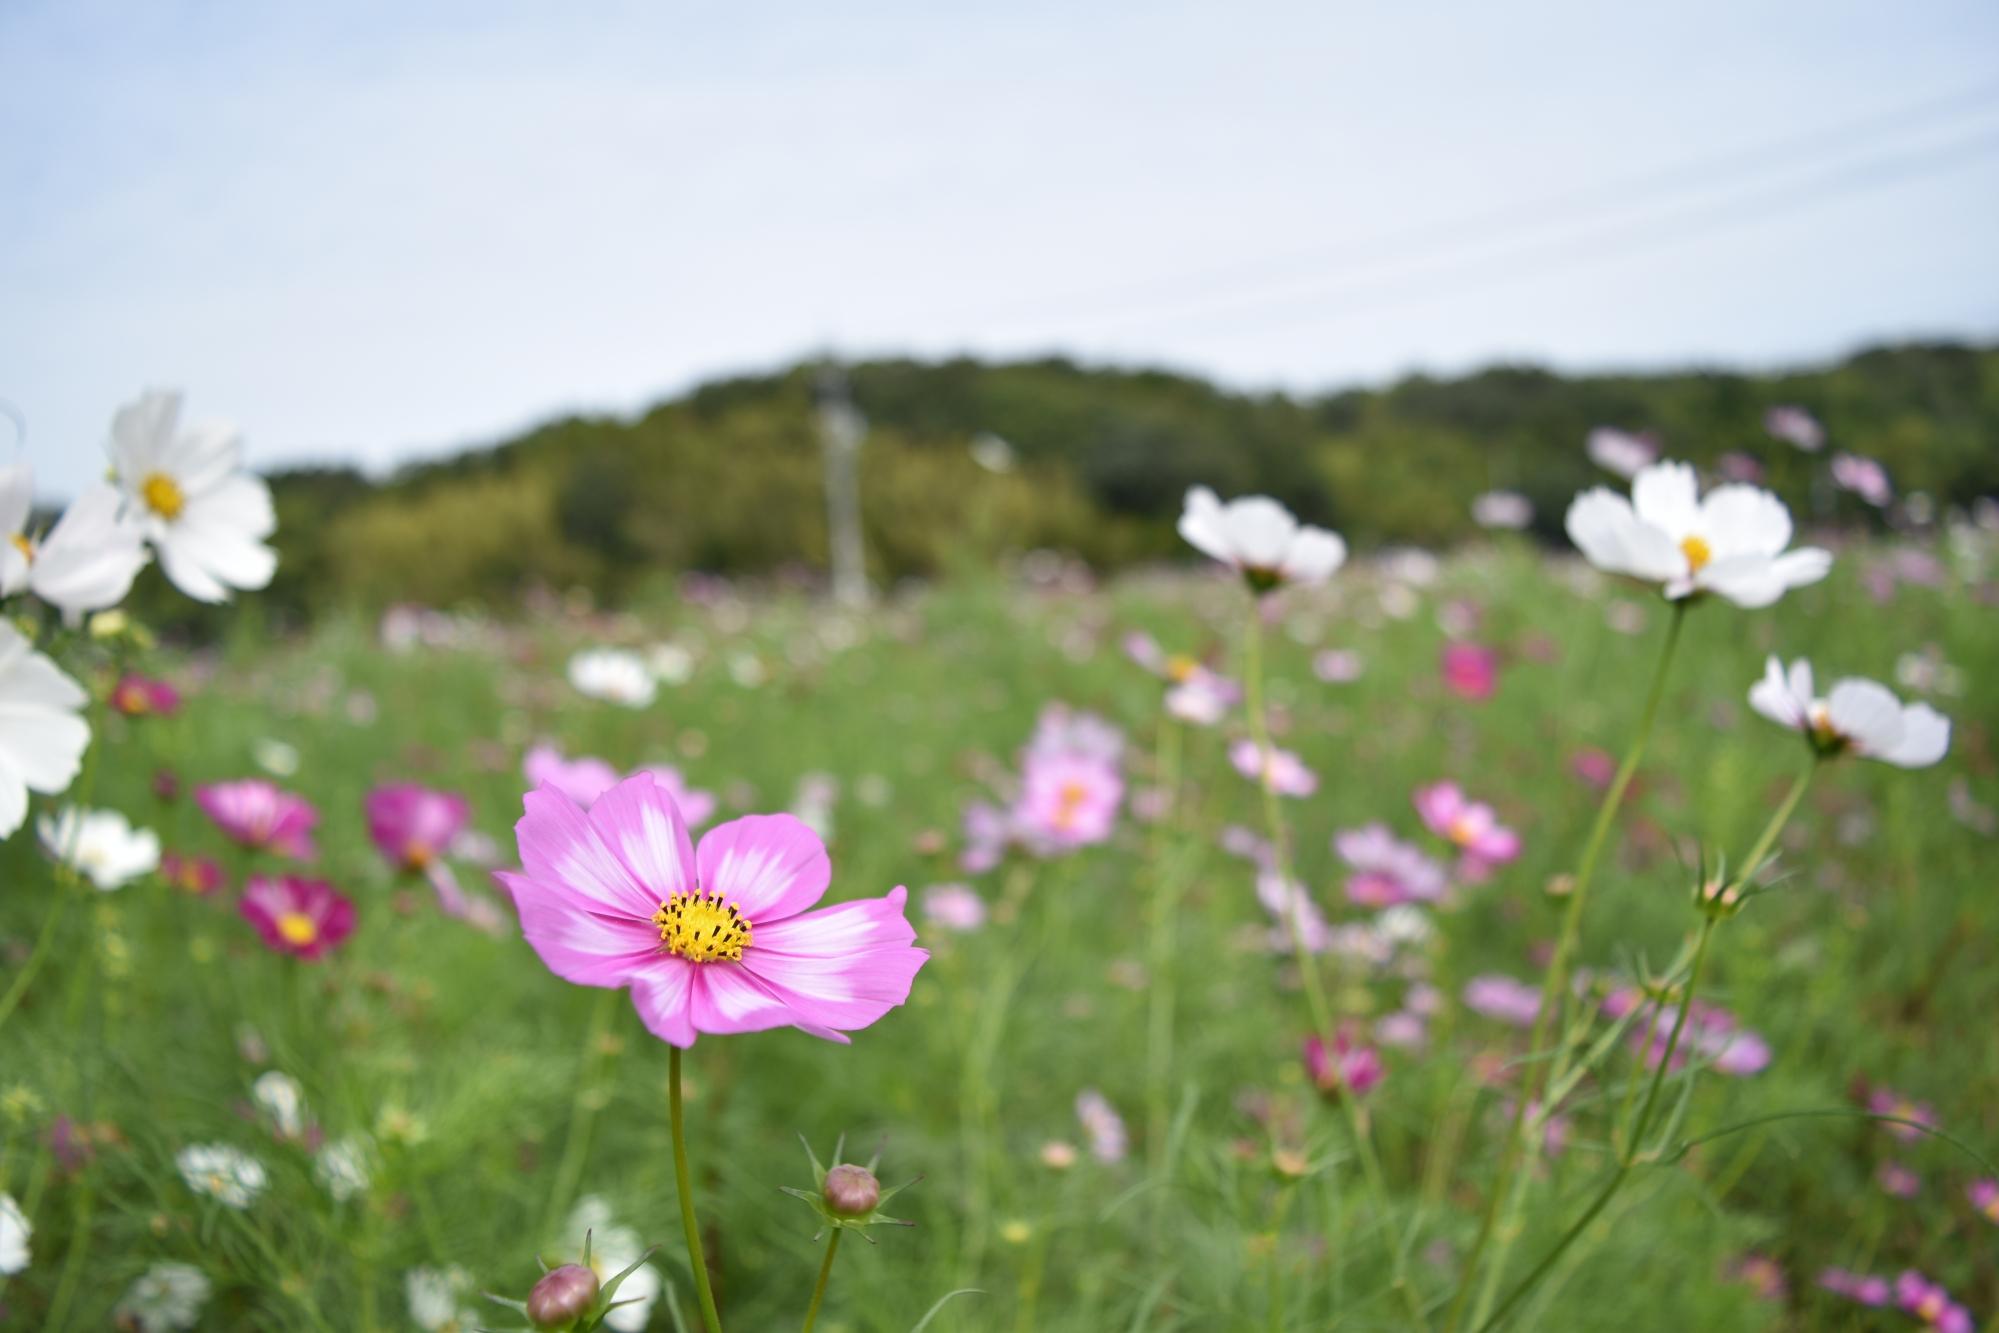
1335 824 1448 908
523 745 624 807
1413 782 1520 880
197 780 319 860
109 674 181 718
160 850 225 895
1313 649 1364 683
1124 631 1240 726
1219 824 1275 869
1765 405 1824 452
1463 974 1542 1028
1256 873 1331 954
921 883 987 933
1026 704 1124 765
1894 1272 1973 1333
959 800 1012 874
1832 451 1893 508
1867 1088 1939 1143
1304 1026 1384 1100
1076 1089 1129 1163
1716 451 1766 484
1876 1162 1920 1199
1586 426 1658 478
1016 751 1123 852
1232 739 1317 798
1727 1254 1787 1303
1602 988 1770 1077
1570 747 1617 791
1818 1268 1890 1307
241 875 356 961
1967 1178 1999 1224
499 773 927 1047
364 784 471 874
1440 643 1499 702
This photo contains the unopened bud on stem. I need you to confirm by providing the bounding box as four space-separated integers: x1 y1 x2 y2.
527 1264 599 1330
823 1163 880 1217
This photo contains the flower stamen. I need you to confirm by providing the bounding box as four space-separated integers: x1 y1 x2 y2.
8 532 32 562
653 890 752 962
275 912 318 947
1679 534 1712 573
141 472 187 521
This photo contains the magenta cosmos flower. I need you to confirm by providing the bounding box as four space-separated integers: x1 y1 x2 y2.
109 674 181 718
1894 1272 1973 1333
1335 824 1447 908
1440 643 1499 701
1967 1179 1999 1224
364 784 471 873
1304 1026 1384 1100
1818 1268 1890 1308
197 779 319 860
1413 782 1520 880
1232 739 1317 797
241 875 356 961
500 773 928 1047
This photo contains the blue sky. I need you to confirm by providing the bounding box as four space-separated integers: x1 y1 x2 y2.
4 0 1996 497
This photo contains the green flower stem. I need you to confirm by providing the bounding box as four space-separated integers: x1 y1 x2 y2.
1242 600 1425 1330
1473 755 1818 1332
1143 714 1186 1217
669 1046 725 1333
800 1228 841 1333
1445 601 1687 1333
0 710 103 1037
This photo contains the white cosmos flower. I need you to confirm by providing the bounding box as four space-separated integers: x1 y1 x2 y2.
251 1070 307 1138
0 1190 28 1275
0 465 150 619
0 622 91 840
1749 657 1951 768
107 390 277 603
1565 461 1831 608
565 1196 661 1333
115 1261 212 1332
37 806 160 889
1178 486 1346 591
406 1265 479 1331
176 1143 267 1208
566 647 657 707
315 1135 372 1202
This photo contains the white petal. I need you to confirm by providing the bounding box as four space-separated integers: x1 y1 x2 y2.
163 419 244 495
30 486 150 614
1280 526 1347 584
1565 489 1638 573
1220 496 1298 568
1877 704 1950 768
1698 553 1789 608
1769 547 1832 590
0 463 31 536
0 755 26 839
1748 656 1808 730
1786 658 1815 707
1176 486 1234 564
1630 462 1700 538
1698 485 1793 559
107 390 182 482
1825 679 1906 756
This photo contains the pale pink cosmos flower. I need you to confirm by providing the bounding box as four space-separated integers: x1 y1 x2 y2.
1894 1271 1973 1333
1412 782 1520 880
959 800 1013 874
1219 824 1275 869
1313 649 1364 683
240 875 356 961
1025 704 1124 765
1304 1027 1383 1100
1440 643 1499 701
1765 405 1824 452
1586 426 1658 478
1232 739 1317 798
1967 1179 1999 1224
1463 974 1541 1028
921 883 987 933
1831 452 1893 508
1601 988 1770 1077
197 780 319 860
364 784 470 874
1016 751 1123 853
1076 1089 1128 1163
499 773 927 1047
1256 873 1331 954
523 746 624 808
1335 824 1447 908
1876 1162 1920 1199
635 766 717 829
1165 674 1239 727
1818 1268 1890 1307
1867 1088 1939 1143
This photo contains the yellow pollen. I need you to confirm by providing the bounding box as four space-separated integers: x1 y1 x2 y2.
276 912 319 946
1447 814 1478 847
403 841 433 871
8 532 31 562
1053 779 1091 829
653 890 752 962
1165 654 1199 683
141 472 187 520
1678 533 1712 573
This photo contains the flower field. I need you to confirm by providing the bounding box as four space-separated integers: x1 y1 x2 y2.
0 404 1994 1331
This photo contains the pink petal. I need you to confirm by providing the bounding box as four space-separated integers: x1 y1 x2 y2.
497 869 659 987
516 784 658 920
688 965 801 1036
695 814 830 921
629 958 697 1047
586 773 697 900
740 887 928 1033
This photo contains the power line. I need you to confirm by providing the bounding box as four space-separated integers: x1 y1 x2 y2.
947 80 1999 333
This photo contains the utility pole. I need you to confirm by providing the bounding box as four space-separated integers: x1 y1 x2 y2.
815 358 870 608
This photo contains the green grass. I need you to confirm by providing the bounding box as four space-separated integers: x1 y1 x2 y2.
2 537 1994 1330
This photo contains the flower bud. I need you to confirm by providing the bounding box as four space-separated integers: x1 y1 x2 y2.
527 1264 600 1330
823 1162 880 1217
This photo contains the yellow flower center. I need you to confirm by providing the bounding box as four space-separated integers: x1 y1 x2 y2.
276 912 319 947
1165 654 1199 683
1447 814 1478 847
1678 534 1712 573
403 841 433 871
653 891 752 962
141 472 187 520
1053 779 1091 829
8 532 32 562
